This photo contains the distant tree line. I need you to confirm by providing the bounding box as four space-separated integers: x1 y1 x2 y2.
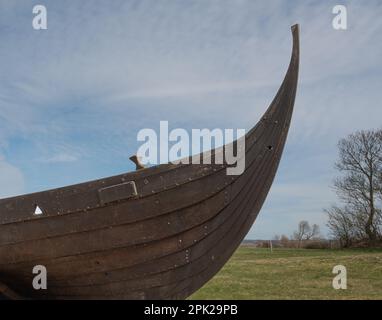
273 221 324 249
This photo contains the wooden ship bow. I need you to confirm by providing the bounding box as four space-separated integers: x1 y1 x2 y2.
0 25 299 300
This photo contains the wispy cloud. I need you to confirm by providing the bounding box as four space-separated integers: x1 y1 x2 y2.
39 153 78 164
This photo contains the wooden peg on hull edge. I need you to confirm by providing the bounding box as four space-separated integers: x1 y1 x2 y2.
129 155 146 170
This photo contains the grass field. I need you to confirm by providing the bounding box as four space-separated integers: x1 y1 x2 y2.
190 247 382 300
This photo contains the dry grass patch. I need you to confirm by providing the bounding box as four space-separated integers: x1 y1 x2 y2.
190 247 382 300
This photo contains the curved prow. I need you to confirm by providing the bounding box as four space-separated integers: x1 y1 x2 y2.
291 24 300 63
283 23 299 109
289 24 299 100
250 24 299 133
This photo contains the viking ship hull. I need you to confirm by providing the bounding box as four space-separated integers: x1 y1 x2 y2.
0 25 299 300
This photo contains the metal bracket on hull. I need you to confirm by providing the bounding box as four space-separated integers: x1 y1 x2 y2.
98 181 138 205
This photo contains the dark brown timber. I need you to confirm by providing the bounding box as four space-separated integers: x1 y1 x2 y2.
0 25 299 299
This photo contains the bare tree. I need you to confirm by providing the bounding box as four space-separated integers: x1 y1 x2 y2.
293 220 309 243
325 205 356 247
309 224 320 240
292 221 320 247
326 129 382 245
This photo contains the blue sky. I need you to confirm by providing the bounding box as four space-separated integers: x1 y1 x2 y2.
0 0 382 239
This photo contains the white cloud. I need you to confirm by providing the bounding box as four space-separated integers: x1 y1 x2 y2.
1 1 381 138
39 153 78 163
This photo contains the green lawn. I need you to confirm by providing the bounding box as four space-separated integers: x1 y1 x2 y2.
190 247 382 300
